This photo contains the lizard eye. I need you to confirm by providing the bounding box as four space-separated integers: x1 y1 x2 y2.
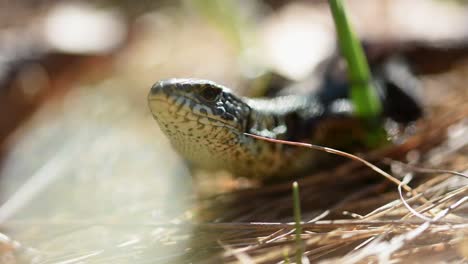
200 86 222 102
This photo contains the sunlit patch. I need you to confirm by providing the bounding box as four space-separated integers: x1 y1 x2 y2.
44 3 126 54
261 4 334 80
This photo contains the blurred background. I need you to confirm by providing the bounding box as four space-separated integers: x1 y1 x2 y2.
0 0 467 263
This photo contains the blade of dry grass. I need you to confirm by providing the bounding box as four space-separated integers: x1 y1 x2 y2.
244 133 426 203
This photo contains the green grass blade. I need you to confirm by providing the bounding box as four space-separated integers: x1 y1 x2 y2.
292 181 303 264
329 0 382 118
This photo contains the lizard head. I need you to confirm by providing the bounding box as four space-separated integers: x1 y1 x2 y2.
148 79 251 169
